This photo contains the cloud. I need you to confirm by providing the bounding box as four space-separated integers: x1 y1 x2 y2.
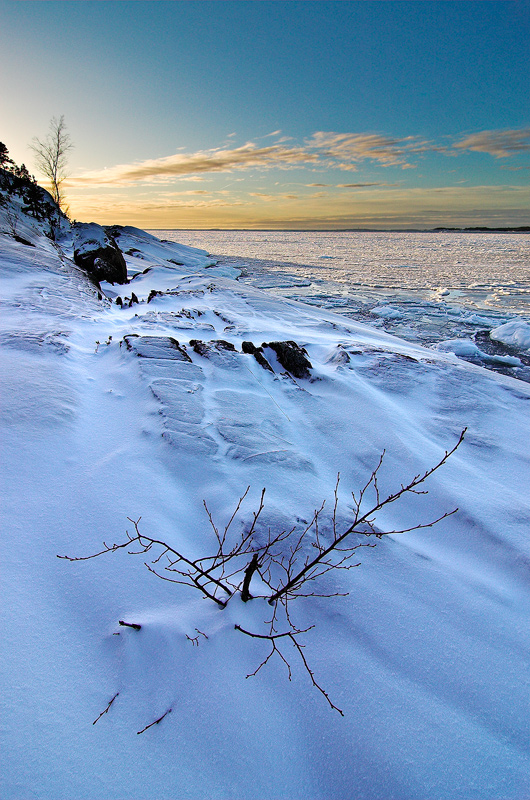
70 131 436 188
69 127 530 195
306 131 433 168
157 189 212 196
307 181 397 189
68 184 530 229
249 192 299 201
454 128 530 158
72 143 319 186
336 182 396 188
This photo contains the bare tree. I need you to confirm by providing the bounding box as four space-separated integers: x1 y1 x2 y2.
60 430 465 717
30 116 73 212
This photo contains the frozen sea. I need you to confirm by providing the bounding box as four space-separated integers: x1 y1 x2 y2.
153 229 530 379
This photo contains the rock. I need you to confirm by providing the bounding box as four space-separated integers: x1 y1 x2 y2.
262 340 312 378
13 235 35 247
72 222 127 285
123 335 192 361
242 341 274 372
214 339 237 352
189 339 210 357
189 339 237 357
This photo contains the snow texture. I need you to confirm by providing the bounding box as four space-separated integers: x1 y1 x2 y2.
1 200 530 800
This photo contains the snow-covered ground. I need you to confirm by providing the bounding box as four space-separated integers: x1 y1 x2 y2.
1 202 529 800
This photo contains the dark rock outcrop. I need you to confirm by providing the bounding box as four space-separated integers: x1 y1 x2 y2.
72 222 127 285
214 339 237 352
262 340 312 378
189 339 237 357
242 341 274 372
123 335 192 362
189 339 210 357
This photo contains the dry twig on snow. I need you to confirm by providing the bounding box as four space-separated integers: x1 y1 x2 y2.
60 429 465 717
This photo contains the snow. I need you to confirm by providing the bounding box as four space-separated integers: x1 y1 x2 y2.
1 199 530 800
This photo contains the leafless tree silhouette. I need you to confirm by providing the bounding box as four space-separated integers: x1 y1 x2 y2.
30 116 73 212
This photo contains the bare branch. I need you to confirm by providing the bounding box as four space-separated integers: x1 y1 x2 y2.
186 627 210 647
93 692 119 725
235 623 343 715
268 429 466 604
119 620 141 631
289 634 344 716
59 431 465 720
136 708 172 735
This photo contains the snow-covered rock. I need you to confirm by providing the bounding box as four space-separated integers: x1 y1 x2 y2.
72 221 128 284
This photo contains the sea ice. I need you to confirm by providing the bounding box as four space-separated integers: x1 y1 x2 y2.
433 337 522 366
490 319 530 351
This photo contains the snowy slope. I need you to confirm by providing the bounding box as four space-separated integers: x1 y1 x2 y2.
1 204 529 800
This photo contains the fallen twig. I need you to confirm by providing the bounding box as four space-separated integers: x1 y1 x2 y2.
93 692 119 725
137 708 172 735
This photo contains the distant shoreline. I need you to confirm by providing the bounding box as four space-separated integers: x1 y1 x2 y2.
148 227 530 234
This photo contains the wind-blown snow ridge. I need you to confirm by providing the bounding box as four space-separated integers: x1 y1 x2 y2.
1 202 529 800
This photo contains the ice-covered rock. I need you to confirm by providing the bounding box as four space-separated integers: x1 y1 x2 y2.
434 337 522 366
371 305 404 320
490 319 530 352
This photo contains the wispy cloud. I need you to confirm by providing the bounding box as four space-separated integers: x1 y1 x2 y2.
72 143 319 186
306 131 433 168
70 132 434 187
68 127 530 192
454 128 530 158
249 192 299 201
307 181 397 188
336 182 397 188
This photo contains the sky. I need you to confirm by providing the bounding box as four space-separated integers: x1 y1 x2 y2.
1 0 529 229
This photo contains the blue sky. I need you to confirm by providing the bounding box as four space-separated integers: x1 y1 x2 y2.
1 0 529 228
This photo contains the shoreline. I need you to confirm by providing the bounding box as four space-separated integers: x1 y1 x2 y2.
147 226 530 234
